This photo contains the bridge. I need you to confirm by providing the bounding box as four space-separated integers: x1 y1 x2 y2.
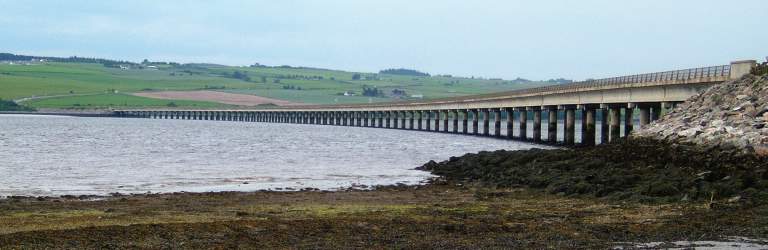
115 60 757 145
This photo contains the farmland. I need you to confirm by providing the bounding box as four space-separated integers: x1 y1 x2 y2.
0 59 555 109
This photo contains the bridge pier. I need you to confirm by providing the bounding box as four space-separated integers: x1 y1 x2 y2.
421 110 432 131
599 108 609 144
481 109 489 136
401 111 406 129
442 110 449 133
459 110 466 134
383 112 390 128
583 107 596 145
345 112 351 126
467 109 475 135
504 108 514 139
405 111 412 129
518 108 528 140
531 108 542 142
431 111 437 131
492 109 501 137
451 110 459 133
392 111 400 129
564 106 576 145
396 111 401 129
546 107 557 143
639 105 650 127
624 104 635 136
390 111 396 128
608 106 621 142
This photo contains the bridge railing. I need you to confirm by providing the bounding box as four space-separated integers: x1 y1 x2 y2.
483 64 731 98
585 64 730 85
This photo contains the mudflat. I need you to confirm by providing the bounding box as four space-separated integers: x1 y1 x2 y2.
1 184 766 249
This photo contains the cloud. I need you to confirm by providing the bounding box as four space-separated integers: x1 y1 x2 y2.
0 0 765 80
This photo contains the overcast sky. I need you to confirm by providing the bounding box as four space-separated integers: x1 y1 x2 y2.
1 0 765 80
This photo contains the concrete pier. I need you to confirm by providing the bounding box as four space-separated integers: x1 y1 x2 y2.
532 108 542 142
565 107 575 145
609 107 621 142
481 109 490 136
443 110 450 133
583 108 596 145
547 108 557 143
624 106 634 137
493 109 502 137
518 108 528 140
452 110 459 133
471 109 478 135
505 108 514 139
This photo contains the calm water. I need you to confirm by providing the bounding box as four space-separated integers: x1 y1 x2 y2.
0 114 546 197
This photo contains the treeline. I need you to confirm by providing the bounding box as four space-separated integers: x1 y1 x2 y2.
362 87 384 97
0 99 35 111
0 53 137 68
544 78 573 84
379 68 430 77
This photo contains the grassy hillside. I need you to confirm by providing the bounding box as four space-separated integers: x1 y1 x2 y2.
0 59 555 109
29 93 226 109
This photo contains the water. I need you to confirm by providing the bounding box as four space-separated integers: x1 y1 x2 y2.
0 114 546 197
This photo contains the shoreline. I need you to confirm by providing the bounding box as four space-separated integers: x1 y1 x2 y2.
1 138 766 248
2 182 767 248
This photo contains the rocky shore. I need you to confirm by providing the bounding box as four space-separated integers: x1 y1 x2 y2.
636 73 768 155
419 138 768 205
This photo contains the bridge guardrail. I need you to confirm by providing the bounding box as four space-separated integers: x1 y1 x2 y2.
115 64 733 111
510 64 730 96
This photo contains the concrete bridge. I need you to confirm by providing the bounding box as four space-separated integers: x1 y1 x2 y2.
115 60 757 145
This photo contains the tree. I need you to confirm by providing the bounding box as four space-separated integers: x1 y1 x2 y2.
379 68 430 77
352 73 361 80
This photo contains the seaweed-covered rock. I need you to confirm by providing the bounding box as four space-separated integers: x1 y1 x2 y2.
419 138 768 203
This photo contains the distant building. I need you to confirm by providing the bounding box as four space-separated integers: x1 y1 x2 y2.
119 65 130 70
411 94 424 99
343 91 356 96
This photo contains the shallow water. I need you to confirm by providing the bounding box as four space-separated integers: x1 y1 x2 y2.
0 114 546 197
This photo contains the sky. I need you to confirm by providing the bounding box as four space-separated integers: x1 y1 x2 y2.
0 0 765 80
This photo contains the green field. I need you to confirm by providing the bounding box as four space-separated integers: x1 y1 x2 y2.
0 60 554 109
28 93 228 109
